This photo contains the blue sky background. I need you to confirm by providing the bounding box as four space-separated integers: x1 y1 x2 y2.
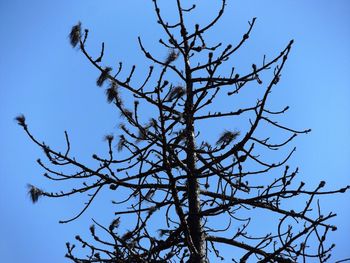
1 0 349 262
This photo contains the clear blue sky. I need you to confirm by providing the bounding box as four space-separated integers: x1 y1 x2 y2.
1 0 349 262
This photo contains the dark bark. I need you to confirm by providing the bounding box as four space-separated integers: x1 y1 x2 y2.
185 72 206 262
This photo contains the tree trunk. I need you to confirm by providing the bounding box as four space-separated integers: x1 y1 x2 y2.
185 62 206 262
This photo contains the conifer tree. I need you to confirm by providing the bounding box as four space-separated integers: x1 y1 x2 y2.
17 1 349 262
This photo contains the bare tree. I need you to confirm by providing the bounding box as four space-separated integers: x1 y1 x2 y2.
16 1 349 262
